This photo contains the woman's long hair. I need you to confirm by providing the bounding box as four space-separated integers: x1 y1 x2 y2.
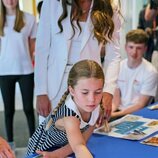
57 0 121 44
0 0 25 36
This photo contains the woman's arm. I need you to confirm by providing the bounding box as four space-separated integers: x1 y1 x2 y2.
34 0 53 117
101 5 122 119
34 0 52 96
0 137 15 158
145 3 158 21
103 5 121 96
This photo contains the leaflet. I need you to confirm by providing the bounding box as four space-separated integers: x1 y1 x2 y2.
94 114 158 140
141 134 158 146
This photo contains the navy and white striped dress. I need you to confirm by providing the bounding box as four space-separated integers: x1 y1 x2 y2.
26 95 99 157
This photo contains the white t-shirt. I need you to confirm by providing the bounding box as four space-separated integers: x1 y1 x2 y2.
117 58 158 110
0 12 37 75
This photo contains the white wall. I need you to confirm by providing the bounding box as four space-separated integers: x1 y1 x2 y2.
120 0 147 58
19 0 34 14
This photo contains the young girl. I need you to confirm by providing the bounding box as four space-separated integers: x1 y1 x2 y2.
26 60 105 158
0 0 37 149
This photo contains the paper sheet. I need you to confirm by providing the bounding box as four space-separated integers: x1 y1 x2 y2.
94 114 158 140
148 103 158 110
141 134 158 147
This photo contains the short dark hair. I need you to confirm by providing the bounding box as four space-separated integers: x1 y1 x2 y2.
126 29 149 45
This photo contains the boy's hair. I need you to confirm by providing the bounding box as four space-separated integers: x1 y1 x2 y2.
126 29 149 45
46 60 104 130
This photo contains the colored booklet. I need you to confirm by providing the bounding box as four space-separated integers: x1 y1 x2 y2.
141 134 158 147
94 114 158 140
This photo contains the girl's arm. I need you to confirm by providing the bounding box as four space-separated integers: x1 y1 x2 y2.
36 119 95 158
63 116 93 158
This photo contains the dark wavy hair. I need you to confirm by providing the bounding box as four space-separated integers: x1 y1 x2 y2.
57 0 120 44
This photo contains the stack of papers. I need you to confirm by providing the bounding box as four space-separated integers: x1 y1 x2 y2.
148 104 158 110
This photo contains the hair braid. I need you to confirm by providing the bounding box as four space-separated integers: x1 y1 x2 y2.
53 89 70 114
45 89 69 130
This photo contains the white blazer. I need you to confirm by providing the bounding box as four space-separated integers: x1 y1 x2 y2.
35 0 121 100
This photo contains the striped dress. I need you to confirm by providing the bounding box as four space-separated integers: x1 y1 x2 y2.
26 95 99 157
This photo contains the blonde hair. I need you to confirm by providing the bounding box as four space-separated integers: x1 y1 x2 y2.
0 0 25 36
46 60 105 130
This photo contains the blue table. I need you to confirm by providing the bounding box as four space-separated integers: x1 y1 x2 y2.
87 106 158 158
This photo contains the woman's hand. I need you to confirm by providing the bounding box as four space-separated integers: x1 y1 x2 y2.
0 137 15 158
97 92 112 127
36 95 52 117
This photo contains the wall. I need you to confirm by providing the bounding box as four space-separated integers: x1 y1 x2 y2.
120 0 148 58
19 0 37 16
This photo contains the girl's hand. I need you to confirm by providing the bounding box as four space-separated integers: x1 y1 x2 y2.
36 150 62 158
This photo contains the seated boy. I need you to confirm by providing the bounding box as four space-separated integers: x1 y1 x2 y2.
111 29 158 119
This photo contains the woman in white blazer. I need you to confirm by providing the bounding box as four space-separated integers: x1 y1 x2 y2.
35 0 122 124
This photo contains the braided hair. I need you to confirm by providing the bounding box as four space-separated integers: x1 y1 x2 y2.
46 60 104 129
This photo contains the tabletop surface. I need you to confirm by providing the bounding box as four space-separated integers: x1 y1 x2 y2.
87 105 158 158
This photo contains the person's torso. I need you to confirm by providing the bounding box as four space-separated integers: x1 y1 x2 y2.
0 13 37 75
118 59 154 109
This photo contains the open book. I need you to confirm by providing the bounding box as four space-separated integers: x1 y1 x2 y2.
94 114 158 140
